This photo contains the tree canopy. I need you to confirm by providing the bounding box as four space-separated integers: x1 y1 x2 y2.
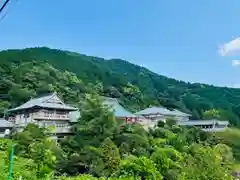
0 94 238 179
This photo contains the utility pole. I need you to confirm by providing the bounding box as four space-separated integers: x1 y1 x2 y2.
8 143 15 180
0 0 11 14
4 129 14 180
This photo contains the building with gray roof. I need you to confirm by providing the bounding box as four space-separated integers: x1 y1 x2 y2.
0 118 13 138
67 97 137 125
8 92 77 112
177 119 229 132
135 106 191 124
7 92 77 141
102 97 137 123
134 106 229 132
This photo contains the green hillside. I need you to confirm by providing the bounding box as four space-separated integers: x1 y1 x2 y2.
1 47 240 125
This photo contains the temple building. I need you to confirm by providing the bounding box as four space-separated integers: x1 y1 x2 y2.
135 107 229 131
177 119 229 132
6 92 77 141
135 106 191 123
102 97 137 123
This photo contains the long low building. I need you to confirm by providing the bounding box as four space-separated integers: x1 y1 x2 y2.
135 106 229 132
135 106 191 128
177 119 229 132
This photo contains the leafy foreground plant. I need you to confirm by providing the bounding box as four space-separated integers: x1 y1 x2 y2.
58 174 135 180
0 150 37 180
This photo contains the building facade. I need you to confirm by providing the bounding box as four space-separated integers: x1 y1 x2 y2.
7 92 77 141
135 107 229 131
177 120 229 132
135 107 191 127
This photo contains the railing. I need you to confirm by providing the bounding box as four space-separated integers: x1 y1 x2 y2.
40 123 71 134
55 126 71 133
34 112 70 120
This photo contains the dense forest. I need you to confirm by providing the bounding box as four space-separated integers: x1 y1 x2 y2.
0 94 239 179
1 47 240 126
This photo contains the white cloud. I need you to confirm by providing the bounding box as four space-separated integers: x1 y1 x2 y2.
232 60 240 67
219 37 240 56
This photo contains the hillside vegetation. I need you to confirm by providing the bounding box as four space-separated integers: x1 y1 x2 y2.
1 47 240 125
0 94 237 179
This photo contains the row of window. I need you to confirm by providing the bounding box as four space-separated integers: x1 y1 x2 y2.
194 124 227 129
41 110 68 115
42 123 69 128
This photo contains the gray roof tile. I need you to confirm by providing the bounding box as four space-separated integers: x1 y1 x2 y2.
171 109 191 116
8 92 77 112
0 119 13 127
103 98 136 118
135 107 191 117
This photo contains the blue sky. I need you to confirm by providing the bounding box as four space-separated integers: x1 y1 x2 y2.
1 0 240 87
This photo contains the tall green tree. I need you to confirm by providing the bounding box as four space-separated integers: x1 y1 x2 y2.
100 138 121 177
70 94 117 148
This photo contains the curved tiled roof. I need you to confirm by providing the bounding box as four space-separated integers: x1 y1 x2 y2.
135 107 191 117
171 109 191 117
135 107 174 116
8 92 77 112
103 97 136 118
69 97 137 122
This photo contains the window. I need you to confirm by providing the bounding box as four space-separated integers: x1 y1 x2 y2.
56 111 67 115
56 123 67 128
8 116 15 121
44 110 54 117
24 113 29 118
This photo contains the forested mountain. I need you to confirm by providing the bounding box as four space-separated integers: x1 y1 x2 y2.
1 47 240 125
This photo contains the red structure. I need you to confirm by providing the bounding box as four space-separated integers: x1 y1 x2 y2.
125 117 138 124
